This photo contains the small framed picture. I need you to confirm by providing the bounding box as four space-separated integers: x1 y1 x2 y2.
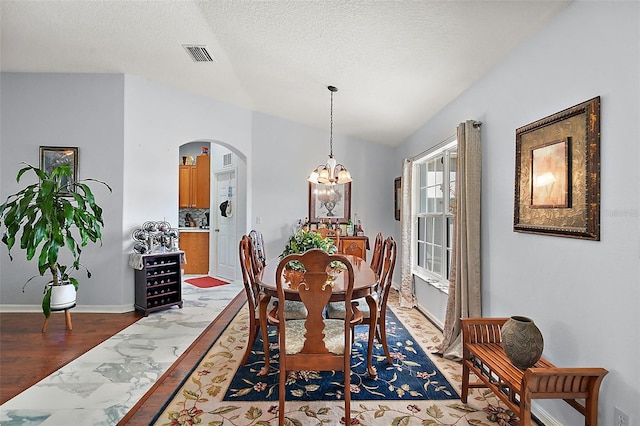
40 146 78 190
394 177 401 221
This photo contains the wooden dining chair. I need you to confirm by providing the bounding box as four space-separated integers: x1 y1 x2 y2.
326 236 397 365
369 232 384 277
238 235 307 366
316 227 341 251
270 249 362 426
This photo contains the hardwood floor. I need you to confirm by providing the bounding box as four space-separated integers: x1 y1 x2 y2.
0 310 142 405
0 292 245 425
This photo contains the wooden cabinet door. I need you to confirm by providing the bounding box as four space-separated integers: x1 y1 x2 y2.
195 154 210 208
179 165 197 208
341 237 367 261
180 232 209 274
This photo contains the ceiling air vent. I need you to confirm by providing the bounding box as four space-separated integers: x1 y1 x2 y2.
223 153 232 167
182 45 215 62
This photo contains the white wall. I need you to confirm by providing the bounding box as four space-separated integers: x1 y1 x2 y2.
250 111 396 264
397 1 640 424
0 73 392 310
0 73 126 310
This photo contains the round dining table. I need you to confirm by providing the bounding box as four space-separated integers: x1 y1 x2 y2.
257 254 379 377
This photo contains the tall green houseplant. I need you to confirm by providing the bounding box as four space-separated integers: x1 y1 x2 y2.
0 163 111 317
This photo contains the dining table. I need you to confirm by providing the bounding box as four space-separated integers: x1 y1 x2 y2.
256 254 379 377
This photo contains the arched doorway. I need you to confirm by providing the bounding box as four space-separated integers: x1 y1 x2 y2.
178 140 247 280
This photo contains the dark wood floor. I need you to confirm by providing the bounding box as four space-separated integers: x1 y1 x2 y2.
0 309 143 404
0 292 245 425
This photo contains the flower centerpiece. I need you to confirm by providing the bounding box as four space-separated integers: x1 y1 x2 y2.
280 229 337 263
279 229 341 288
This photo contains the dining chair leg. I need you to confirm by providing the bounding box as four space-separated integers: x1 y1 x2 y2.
258 294 272 376
378 315 392 364
365 296 378 378
279 358 286 426
241 322 258 365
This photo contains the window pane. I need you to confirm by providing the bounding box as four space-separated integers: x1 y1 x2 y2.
433 246 442 274
419 163 426 187
426 245 433 270
435 157 444 184
434 216 443 245
420 188 427 213
425 217 434 244
417 216 425 241
417 241 425 268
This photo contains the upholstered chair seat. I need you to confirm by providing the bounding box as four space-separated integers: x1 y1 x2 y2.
285 318 345 354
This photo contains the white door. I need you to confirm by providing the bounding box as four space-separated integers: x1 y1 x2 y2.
214 170 237 280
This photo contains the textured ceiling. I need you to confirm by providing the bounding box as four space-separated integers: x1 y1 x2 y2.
0 0 571 146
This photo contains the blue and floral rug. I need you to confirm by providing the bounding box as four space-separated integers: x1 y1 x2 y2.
224 308 458 402
154 295 524 426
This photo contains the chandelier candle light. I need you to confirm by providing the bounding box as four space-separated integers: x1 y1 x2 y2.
308 86 352 185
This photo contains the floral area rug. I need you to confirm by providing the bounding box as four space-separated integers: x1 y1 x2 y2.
153 291 522 426
223 308 458 402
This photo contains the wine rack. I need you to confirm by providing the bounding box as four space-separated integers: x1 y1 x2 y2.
134 251 184 315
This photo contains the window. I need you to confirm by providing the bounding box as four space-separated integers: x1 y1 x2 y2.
414 140 456 288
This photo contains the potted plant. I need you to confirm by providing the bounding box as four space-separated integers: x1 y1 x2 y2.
279 229 342 288
0 163 111 318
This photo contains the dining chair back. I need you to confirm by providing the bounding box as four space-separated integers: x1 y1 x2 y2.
248 229 267 274
239 235 309 368
273 249 360 425
316 227 341 250
373 236 397 363
369 232 384 277
238 235 266 365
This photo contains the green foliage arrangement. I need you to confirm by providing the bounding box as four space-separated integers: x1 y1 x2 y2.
0 163 112 317
279 229 338 270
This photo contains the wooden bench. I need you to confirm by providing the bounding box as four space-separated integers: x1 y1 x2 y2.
461 317 608 426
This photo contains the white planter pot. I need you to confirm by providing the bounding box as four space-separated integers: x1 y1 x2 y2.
50 284 77 310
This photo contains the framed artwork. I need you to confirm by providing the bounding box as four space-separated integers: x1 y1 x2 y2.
40 146 78 192
514 97 600 240
394 177 401 221
309 182 351 224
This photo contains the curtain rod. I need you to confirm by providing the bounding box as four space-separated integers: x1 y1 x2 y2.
408 134 456 161
407 120 482 161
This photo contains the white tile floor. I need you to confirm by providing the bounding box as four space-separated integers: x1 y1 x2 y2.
0 279 244 426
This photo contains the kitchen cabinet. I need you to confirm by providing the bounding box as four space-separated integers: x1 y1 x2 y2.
134 251 183 315
180 231 209 274
340 236 369 261
179 154 210 208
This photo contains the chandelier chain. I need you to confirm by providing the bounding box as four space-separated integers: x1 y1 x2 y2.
329 89 334 157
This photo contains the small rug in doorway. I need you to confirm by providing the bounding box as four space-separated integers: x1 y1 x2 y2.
185 276 229 288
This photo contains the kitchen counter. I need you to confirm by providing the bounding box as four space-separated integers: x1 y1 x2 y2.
179 227 210 232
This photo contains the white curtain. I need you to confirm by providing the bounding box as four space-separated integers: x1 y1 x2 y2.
437 120 483 360
399 158 415 308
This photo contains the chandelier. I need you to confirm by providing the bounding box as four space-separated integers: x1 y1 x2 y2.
308 86 352 185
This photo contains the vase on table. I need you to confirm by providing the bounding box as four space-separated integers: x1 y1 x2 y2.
501 315 544 370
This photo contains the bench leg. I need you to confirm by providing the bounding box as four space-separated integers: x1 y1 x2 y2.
585 387 600 426
520 389 532 426
461 361 470 403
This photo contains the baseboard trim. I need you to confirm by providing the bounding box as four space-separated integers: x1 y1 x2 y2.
0 304 136 313
532 403 561 426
